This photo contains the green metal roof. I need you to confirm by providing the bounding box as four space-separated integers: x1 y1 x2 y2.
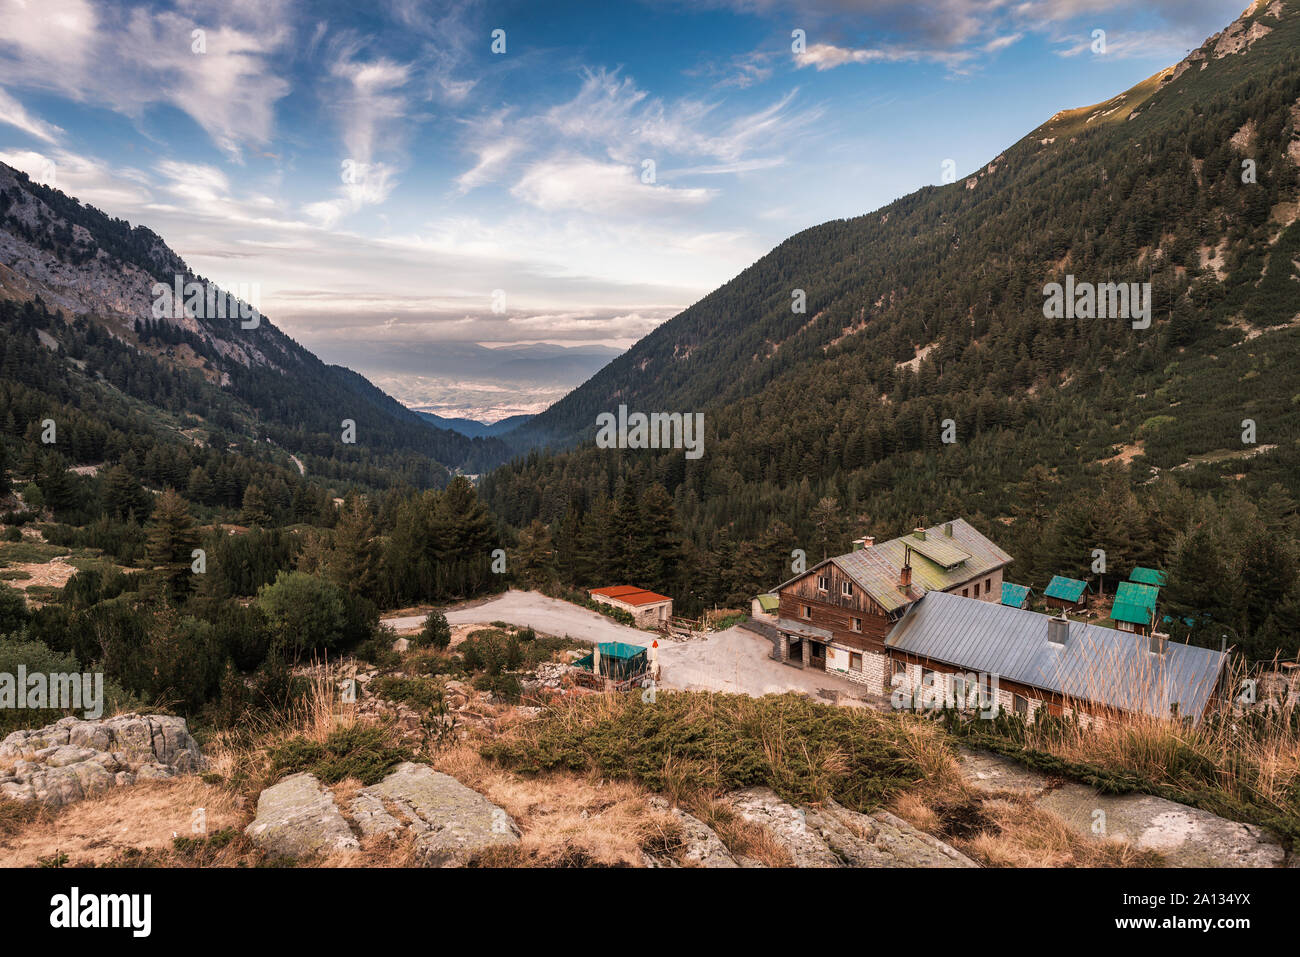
757 594 779 612
1044 575 1089 602
1000 582 1031 608
1129 567 1167 587
593 641 647 660
1111 581 1158 626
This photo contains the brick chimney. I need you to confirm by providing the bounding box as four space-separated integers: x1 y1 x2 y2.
913 527 926 541
899 563 912 588
852 535 875 551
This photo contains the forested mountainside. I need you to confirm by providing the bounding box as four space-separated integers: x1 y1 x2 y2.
486 1 1300 658
0 161 510 478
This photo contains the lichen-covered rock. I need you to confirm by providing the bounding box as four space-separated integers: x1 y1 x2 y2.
726 788 843 867
0 714 202 807
350 762 519 866
645 797 737 868
959 748 1286 867
725 787 976 868
244 772 360 860
1036 783 1285 868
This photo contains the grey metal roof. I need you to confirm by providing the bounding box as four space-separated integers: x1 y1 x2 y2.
886 591 1227 721
774 617 833 640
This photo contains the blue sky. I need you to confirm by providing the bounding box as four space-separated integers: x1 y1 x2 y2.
0 0 1247 419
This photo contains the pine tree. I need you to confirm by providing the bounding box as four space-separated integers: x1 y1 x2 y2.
515 519 555 586
331 496 379 597
145 488 199 597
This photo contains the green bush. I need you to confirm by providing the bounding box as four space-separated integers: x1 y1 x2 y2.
256 571 376 660
269 723 413 786
460 629 522 675
412 609 451 650
0 583 27 635
483 691 921 811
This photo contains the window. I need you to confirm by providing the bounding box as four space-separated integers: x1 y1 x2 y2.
961 588 969 597
850 652 863 671
892 659 907 676
817 575 829 592
801 605 811 619
952 675 967 708
851 617 862 632
1013 694 1029 716
985 578 992 594
842 580 853 597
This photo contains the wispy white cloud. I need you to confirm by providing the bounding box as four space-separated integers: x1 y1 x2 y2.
511 156 714 215
0 86 62 143
0 0 292 159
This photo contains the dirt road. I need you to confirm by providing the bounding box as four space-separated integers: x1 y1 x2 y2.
381 589 875 704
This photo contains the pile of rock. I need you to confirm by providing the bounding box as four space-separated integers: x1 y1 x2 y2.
0 713 203 807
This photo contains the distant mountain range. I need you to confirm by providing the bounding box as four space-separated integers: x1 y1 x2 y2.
413 410 535 440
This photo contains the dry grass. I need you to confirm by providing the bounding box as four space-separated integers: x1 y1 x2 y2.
1016 655 1300 819
688 797 792 867
965 798 1163 868
431 740 677 867
887 767 1164 868
0 776 245 867
205 660 362 796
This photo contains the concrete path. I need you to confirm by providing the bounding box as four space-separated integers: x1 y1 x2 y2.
382 590 875 704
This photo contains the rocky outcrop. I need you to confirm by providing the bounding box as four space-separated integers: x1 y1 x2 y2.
1037 784 1285 868
725 787 976 868
244 772 359 859
0 714 202 806
350 762 519 866
959 749 1286 867
644 797 737 868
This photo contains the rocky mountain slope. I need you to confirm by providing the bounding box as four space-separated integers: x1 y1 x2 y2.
0 162 509 476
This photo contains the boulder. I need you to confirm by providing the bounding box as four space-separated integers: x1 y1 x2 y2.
958 748 1286 867
350 762 519 866
244 772 359 860
726 788 843 867
1036 782 1286 868
646 797 737 868
0 713 202 807
725 787 976 868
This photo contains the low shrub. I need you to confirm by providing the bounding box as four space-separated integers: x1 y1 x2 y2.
269 723 412 785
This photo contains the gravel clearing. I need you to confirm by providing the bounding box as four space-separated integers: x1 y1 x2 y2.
382 589 876 704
